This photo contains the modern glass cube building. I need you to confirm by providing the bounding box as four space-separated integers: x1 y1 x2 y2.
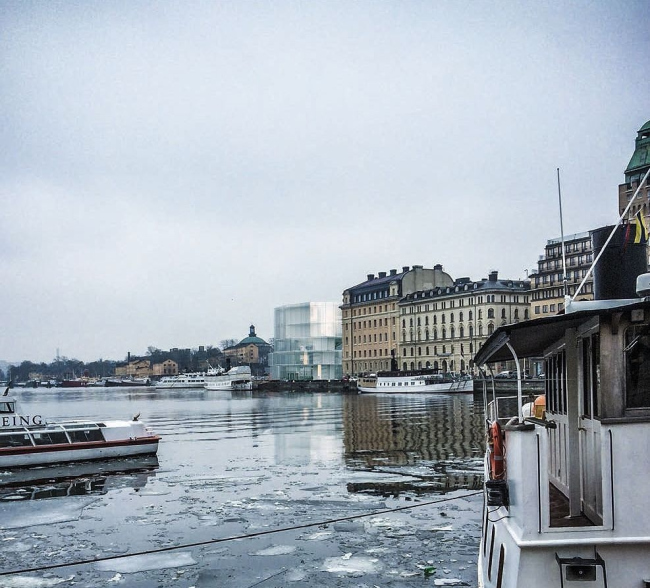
270 302 342 381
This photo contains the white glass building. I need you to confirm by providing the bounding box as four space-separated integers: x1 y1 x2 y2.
270 302 342 381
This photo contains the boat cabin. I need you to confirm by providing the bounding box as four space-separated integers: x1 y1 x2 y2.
475 296 650 586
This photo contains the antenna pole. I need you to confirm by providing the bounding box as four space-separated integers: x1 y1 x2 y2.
571 165 650 303
557 168 569 305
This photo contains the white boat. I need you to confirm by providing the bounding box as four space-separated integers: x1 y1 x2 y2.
0 392 159 468
204 365 253 391
357 370 473 393
475 275 650 585
154 372 208 389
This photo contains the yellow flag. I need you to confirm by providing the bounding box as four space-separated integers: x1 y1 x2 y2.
634 210 649 244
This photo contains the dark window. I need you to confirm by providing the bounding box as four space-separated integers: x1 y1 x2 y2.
67 429 105 443
32 431 70 445
0 433 33 448
625 326 650 408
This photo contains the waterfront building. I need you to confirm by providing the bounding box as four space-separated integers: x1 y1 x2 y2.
152 359 178 377
269 302 342 381
341 265 460 376
114 358 152 378
618 119 650 263
223 325 272 376
528 232 594 318
398 270 530 375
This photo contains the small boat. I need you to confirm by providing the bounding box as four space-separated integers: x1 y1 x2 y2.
204 365 253 391
154 372 208 389
103 377 151 387
0 391 159 468
357 370 473 393
475 221 650 586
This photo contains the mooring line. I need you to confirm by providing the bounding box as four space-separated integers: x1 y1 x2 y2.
0 490 482 576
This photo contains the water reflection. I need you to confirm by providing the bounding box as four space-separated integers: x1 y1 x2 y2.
342 393 485 495
0 455 159 501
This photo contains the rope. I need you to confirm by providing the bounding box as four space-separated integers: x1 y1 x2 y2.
0 490 482 576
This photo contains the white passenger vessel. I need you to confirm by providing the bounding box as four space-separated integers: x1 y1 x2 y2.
204 365 253 391
0 392 159 468
357 370 473 394
154 372 208 389
475 224 650 587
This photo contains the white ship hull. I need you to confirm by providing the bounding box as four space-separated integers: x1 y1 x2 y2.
357 372 473 394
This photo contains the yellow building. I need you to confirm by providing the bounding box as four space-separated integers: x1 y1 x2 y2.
341 265 454 376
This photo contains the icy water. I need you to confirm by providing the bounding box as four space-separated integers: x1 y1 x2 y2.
0 388 485 587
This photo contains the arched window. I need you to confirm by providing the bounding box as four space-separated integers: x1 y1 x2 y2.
459 311 464 322
501 308 506 319
442 327 447 339
425 328 430 340
469 325 474 337
450 326 455 339
450 313 455 323
442 315 446 324
469 310 473 320
478 309 483 320
487 308 494 319
488 323 494 335
514 309 519 319
434 328 438 340
460 325 465 337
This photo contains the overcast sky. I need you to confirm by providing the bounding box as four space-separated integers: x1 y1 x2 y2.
1 1 649 364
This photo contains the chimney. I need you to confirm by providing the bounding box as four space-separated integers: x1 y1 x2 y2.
433 263 442 270
412 264 423 270
390 269 397 276
378 272 387 278
488 270 498 282
402 266 410 273
367 274 375 281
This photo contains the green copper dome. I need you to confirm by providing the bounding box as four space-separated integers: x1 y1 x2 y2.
625 120 650 177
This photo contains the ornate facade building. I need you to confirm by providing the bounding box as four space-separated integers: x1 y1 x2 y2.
340 265 453 376
341 266 530 376
398 271 530 375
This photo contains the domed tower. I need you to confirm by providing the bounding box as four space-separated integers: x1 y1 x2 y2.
618 120 650 219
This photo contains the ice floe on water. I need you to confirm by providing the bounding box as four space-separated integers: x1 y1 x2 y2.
95 551 196 573
322 554 382 575
0 498 96 529
251 544 296 556
0 575 74 587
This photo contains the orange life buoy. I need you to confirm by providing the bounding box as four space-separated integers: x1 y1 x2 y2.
489 421 505 480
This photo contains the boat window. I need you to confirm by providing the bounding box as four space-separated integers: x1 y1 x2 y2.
546 350 567 415
581 334 600 417
625 326 650 408
31 431 70 445
68 429 105 443
0 402 15 413
0 433 33 447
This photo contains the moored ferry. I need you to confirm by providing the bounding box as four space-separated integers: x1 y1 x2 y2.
0 392 159 468
357 370 473 393
154 372 208 389
204 365 253 391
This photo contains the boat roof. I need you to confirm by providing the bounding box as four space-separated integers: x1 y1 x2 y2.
474 297 650 365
